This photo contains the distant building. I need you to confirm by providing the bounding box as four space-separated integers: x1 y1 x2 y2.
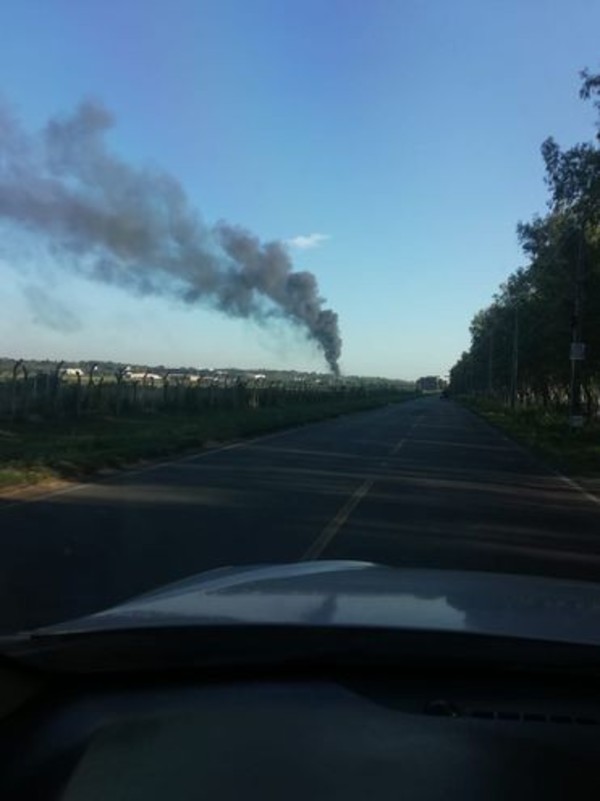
123 369 163 383
416 376 444 392
163 372 203 384
60 367 85 379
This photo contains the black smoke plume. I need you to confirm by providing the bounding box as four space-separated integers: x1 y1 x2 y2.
0 100 341 373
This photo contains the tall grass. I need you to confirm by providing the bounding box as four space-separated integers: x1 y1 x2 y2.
462 396 600 476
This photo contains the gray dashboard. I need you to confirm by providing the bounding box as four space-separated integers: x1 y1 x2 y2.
3 671 600 800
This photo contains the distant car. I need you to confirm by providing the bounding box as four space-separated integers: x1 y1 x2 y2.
440 389 450 399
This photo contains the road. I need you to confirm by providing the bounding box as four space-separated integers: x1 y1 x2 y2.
2 396 600 633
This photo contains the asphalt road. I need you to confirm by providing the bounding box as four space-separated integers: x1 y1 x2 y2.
2 396 600 633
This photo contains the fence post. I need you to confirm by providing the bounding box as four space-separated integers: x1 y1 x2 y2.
163 373 170 411
142 370 152 413
53 361 64 418
85 363 99 414
75 372 83 418
31 372 38 410
114 367 128 416
95 376 104 414
11 359 28 422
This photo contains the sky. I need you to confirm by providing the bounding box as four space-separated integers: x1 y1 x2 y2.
0 0 599 380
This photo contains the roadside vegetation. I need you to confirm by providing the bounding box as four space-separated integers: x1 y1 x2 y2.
461 395 600 477
450 68 600 476
0 386 415 490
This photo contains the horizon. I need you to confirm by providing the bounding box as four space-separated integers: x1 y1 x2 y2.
0 354 418 384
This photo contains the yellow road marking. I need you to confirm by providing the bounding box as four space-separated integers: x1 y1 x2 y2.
301 478 374 560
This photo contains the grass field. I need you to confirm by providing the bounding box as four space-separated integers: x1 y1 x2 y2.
0 391 415 490
461 397 600 477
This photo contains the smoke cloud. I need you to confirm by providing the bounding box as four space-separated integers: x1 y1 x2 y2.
0 100 342 373
23 285 81 333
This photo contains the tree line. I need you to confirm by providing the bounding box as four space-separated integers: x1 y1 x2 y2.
450 68 600 417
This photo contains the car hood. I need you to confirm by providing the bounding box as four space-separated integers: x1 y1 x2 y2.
30 560 600 647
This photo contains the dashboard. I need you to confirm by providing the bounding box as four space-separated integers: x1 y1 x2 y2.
2 663 600 800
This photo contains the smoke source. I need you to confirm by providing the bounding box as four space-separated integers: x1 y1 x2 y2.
0 100 342 373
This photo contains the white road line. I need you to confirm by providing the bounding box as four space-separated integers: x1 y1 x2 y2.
301 478 374 561
554 472 600 508
462 403 600 510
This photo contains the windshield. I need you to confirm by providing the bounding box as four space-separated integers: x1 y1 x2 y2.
1 1 600 640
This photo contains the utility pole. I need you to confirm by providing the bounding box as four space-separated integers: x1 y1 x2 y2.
510 304 519 410
487 329 494 397
569 221 586 427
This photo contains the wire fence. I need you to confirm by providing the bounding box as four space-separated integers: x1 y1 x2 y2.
0 361 406 422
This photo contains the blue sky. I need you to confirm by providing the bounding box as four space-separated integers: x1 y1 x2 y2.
1 0 599 379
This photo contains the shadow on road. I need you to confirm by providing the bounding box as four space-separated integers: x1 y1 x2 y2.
2 397 600 634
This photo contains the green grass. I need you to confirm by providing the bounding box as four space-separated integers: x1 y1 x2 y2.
461 396 600 477
0 392 415 490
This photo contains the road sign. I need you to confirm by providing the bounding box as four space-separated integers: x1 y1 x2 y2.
570 342 586 361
